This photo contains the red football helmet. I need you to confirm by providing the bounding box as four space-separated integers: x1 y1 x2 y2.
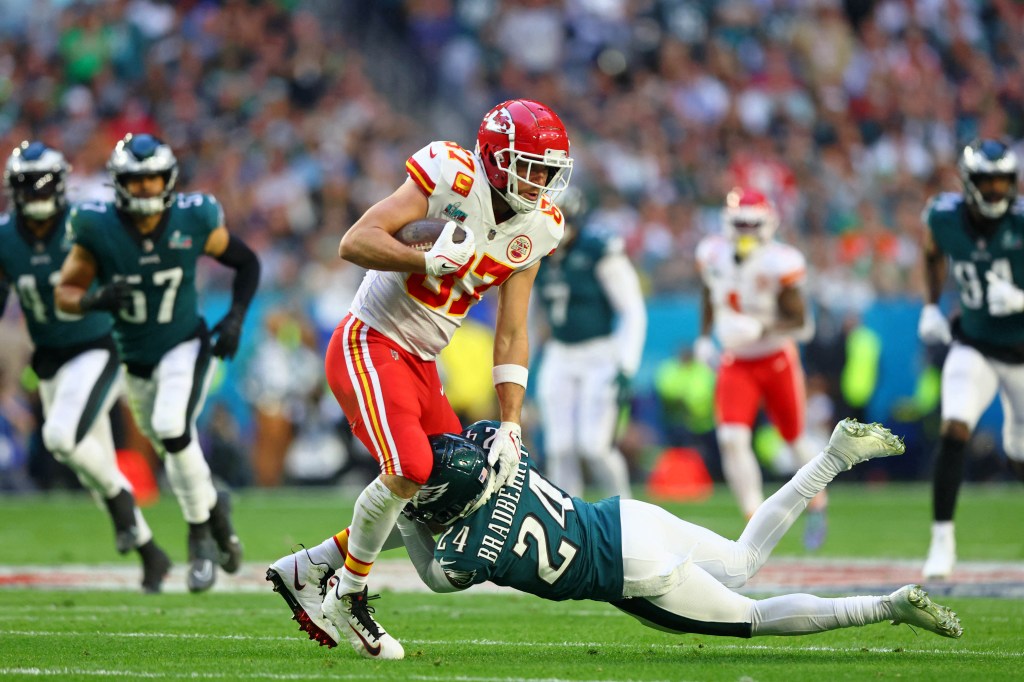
722 186 778 256
475 99 573 214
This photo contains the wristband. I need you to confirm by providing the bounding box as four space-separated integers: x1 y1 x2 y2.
492 364 528 388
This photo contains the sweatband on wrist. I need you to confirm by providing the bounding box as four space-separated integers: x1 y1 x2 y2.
492 364 528 388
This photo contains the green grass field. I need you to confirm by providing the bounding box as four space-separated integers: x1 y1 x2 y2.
1 482 1022 681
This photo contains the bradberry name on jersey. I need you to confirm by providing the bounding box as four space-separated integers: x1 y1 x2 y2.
475 461 528 564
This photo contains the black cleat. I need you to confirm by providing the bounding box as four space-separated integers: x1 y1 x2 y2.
187 523 219 593
209 490 243 574
139 541 172 594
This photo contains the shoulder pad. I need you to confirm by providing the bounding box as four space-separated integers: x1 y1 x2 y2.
406 141 480 199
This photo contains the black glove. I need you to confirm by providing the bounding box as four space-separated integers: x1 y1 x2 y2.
212 309 245 359
80 281 133 314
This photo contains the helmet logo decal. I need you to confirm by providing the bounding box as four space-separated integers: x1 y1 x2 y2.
413 482 450 507
507 235 532 263
482 106 513 134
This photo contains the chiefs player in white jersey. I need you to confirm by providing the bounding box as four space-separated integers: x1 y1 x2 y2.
694 187 826 548
266 99 573 659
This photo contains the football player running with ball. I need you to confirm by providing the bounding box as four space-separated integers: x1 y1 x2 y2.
918 139 1024 580
401 419 961 643
694 187 826 548
56 134 259 593
0 141 171 593
267 99 573 660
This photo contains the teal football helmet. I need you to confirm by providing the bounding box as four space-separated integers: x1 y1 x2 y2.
405 432 493 526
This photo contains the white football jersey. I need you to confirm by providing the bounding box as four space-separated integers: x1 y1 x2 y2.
350 140 565 360
695 234 806 359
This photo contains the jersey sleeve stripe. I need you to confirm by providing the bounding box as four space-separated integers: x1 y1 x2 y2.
344 317 400 476
406 158 436 197
780 268 805 286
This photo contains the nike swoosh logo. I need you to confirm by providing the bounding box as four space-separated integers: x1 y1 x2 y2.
293 558 306 591
438 559 458 567
429 149 437 158
191 560 214 583
350 624 382 656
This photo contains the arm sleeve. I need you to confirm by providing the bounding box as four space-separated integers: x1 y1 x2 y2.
214 234 261 314
595 241 646 376
396 516 464 594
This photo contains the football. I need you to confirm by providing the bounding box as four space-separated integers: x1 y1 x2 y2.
394 218 466 251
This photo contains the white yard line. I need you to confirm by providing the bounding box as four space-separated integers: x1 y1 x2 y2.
2 558 1023 597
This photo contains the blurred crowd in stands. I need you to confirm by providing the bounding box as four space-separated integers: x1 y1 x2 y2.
0 0 1022 492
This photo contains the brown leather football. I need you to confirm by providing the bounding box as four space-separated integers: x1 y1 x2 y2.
394 218 466 251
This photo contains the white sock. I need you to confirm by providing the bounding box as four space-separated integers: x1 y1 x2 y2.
336 478 411 594
752 594 888 635
734 450 840 576
164 439 217 523
308 536 345 569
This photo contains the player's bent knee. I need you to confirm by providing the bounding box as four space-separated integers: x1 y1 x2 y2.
161 432 191 454
41 421 76 460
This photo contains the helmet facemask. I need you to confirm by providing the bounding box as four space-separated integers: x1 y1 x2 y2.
107 134 179 216
959 139 1019 221
493 146 572 214
4 142 70 221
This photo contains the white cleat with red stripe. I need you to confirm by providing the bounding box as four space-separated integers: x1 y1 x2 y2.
322 581 404 660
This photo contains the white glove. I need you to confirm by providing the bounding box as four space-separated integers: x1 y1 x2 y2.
714 311 764 350
693 335 719 368
986 270 1024 316
917 303 951 344
486 421 522 491
424 220 476 277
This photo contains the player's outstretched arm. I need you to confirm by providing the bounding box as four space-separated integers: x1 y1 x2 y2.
395 516 464 594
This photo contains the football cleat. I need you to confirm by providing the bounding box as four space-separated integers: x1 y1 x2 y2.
105 489 140 554
266 549 339 648
922 524 956 580
186 526 218 593
824 418 905 469
209 490 243 574
323 583 404 660
885 584 963 639
140 543 172 594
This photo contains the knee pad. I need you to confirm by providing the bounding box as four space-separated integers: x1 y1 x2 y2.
161 432 192 454
42 420 76 460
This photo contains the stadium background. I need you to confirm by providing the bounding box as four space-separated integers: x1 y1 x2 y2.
0 0 1021 493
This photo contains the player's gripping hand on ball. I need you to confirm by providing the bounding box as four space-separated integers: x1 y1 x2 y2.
425 221 476 277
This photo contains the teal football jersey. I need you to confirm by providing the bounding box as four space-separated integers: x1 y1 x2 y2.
68 194 222 364
435 422 624 601
926 193 1024 348
536 232 616 343
0 208 112 348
